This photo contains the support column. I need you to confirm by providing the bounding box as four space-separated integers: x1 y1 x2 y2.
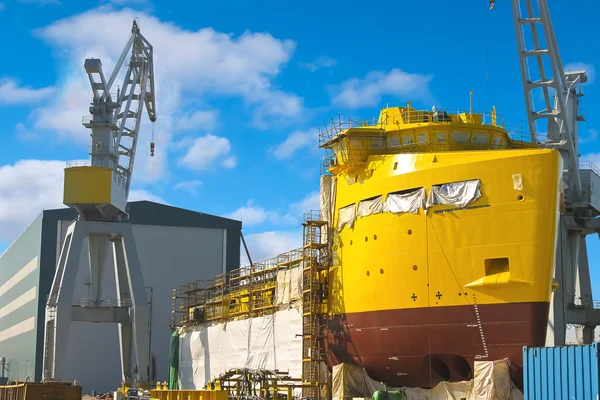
43 221 85 380
115 226 150 385
43 220 150 386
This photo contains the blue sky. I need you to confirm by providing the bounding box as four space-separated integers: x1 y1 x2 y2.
0 0 597 278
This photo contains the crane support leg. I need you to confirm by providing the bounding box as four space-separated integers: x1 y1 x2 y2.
546 215 600 346
43 220 149 386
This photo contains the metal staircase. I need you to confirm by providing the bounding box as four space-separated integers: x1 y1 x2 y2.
301 211 329 400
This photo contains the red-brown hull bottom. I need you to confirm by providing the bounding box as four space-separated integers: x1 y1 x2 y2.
325 302 549 390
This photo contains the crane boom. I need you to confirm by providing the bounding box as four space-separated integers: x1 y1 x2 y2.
509 0 585 204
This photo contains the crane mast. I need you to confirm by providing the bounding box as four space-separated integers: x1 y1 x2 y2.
80 19 156 221
43 20 156 388
500 0 600 346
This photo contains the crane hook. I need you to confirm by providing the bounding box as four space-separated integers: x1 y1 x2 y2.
489 0 495 10
150 121 156 157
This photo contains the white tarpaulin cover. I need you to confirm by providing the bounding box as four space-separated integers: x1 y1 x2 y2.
426 179 482 209
338 204 356 231
320 175 337 224
332 359 523 400
178 308 303 391
357 196 383 218
383 188 426 214
320 175 337 243
275 267 303 307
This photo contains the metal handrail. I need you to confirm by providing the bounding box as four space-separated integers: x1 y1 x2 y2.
579 161 600 176
65 160 87 168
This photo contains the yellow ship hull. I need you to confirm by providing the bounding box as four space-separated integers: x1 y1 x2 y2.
326 148 562 388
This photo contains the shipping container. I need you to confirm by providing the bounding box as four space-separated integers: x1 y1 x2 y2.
523 343 600 400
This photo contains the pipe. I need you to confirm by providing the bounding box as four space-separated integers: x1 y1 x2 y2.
240 232 254 267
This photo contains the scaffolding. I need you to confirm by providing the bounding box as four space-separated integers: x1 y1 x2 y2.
301 211 329 400
171 247 305 328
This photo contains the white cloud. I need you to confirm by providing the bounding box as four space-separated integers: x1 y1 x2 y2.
177 134 236 171
0 78 55 105
242 230 302 264
34 8 301 123
329 68 433 109
20 7 302 183
565 62 596 85
0 159 165 242
289 191 320 216
580 129 598 144
225 192 319 228
581 153 600 169
300 55 337 72
15 123 42 142
128 189 168 204
225 200 294 227
175 110 219 132
273 128 319 159
173 180 202 195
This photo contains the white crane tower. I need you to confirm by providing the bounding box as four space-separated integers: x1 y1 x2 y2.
43 20 157 387
497 0 600 345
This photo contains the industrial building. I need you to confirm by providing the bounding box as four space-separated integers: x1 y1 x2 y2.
0 200 241 392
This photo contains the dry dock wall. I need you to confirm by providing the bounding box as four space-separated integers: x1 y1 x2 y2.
0 201 241 393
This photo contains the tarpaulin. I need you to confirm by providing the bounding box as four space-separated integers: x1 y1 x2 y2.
332 359 523 400
168 330 179 390
275 267 303 308
337 204 356 232
426 179 482 209
177 308 302 393
383 188 426 214
357 196 383 219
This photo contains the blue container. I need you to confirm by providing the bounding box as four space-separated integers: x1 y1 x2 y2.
523 343 600 399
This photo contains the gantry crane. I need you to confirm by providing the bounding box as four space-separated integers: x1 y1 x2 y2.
43 20 157 387
495 0 600 345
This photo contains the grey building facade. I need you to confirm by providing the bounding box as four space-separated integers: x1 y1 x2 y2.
0 201 241 391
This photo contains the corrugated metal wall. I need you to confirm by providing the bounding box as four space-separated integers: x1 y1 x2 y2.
523 343 600 400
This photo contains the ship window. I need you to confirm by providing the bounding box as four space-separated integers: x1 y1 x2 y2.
383 187 426 215
416 132 427 144
350 139 364 149
357 196 383 219
369 138 385 149
472 133 490 145
426 179 482 208
485 258 509 275
491 134 503 147
435 131 448 143
401 135 414 145
337 203 356 232
451 131 470 143
387 136 401 148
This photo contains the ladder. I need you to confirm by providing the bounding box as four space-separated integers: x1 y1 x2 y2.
43 295 57 381
301 211 329 400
